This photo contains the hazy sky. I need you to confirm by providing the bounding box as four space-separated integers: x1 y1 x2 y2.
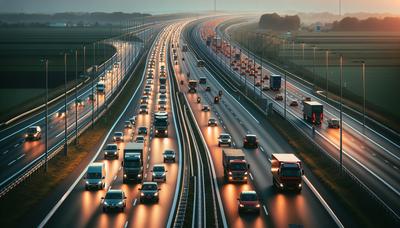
0 0 399 14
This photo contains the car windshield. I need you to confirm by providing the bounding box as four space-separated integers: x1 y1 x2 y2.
125 161 140 167
86 172 101 179
221 135 230 139
153 166 165 172
164 150 174 155
105 192 122 199
106 145 117 150
230 163 247 170
115 132 122 137
139 127 146 131
241 193 257 201
27 128 37 133
281 167 301 177
142 184 157 190
209 119 216 122
246 136 257 142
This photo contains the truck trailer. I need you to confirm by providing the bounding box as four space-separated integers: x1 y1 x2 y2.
222 149 249 183
271 153 304 192
154 111 168 137
122 143 144 183
303 101 323 125
269 74 282 91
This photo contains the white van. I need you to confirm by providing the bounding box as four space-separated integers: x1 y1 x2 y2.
85 162 106 190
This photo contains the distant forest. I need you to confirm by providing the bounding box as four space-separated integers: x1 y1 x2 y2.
332 17 400 31
259 13 300 31
0 12 151 26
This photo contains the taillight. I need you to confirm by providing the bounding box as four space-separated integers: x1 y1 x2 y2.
320 113 324 120
312 113 316 123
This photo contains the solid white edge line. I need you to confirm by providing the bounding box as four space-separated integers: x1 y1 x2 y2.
262 205 268 216
38 30 152 228
303 176 344 228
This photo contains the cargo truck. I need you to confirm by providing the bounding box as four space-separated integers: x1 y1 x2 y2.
154 111 168 137
303 101 323 125
271 153 304 192
122 143 144 183
96 81 106 93
159 77 167 85
222 149 249 183
269 74 281 91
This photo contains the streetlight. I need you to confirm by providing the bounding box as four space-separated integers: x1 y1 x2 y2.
74 49 78 145
312 46 317 91
63 52 68 156
301 42 305 60
325 50 329 99
339 54 343 172
284 72 287 119
42 58 49 171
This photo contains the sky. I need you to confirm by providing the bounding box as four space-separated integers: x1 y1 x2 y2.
0 0 399 15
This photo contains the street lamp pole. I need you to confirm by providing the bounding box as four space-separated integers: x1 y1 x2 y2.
64 52 68 156
284 72 287 119
339 55 343 172
362 61 366 129
325 50 329 99
44 59 49 172
75 49 78 145
313 46 317 91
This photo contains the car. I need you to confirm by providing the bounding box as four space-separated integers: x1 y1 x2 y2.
145 84 152 90
138 126 148 135
151 164 167 182
147 73 154 79
214 96 220 104
208 118 218 126
124 121 133 129
104 143 119 159
159 85 167 94
139 182 160 203
146 79 153 84
255 82 261 87
238 191 260 214
201 105 210 112
158 104 167 111
75 98 85 107
159 94 167 100
262 87 269 91
141 95 149 104
135 135 146 143
113 132 124 142
56 110 66 118
327 118 340 129
144 88 152 95
158 99 167 109
129 116 136 125
243 134 258 148
163 149 176 163
139 104 149 114
25 126 42 141
274 94 283 101
289 100 298 107
101 189 127 212
218 133 232 147
85 162 106 190
205 86 211 92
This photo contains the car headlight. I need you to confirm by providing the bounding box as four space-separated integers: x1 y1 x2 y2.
137 174 142 178
105 152 108 155
256 204 260 208
141 192 144 196
154 192 158 196
113 137 116 140
239 203 244 207
228 171 232 175
279 183 284 188
98 181 102 185
104 201 109 205
162 173 166 176
123 174 127 178
152 173 156 176
118 201 123 205
85 181 89 184
298 183 302 188
244 172 248 175
25 134 28 138
227 139 231 142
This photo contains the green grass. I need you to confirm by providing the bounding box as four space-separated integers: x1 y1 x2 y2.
229 22 400 132
0 54 145 227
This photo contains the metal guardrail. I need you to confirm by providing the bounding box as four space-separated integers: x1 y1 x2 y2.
0 32 156 199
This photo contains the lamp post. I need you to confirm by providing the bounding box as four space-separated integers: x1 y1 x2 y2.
339 54 343 172
44 59 49 171
325 50 329 99
63 52 68 156
362 61 366 129
313 46 317 91
284 72 287 119
74 49 78 145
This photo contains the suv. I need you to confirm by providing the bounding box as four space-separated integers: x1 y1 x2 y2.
208 118 217 126
327 118 340 129
218 133 232 147
104 144 119 159
141 95 149 104
113 132 124 142
139 182 160 203
202 105 210 112
101 189 127 212
25 126 42 141
138 126 148 135
243 134 258 148
238 191 260 214
139 104 149 114
163 149 176 163
151 164 167 182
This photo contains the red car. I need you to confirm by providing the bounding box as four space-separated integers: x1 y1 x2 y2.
238 191 260 214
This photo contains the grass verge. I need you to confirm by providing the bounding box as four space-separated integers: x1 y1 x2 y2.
0 54 146 227
268 113 398 227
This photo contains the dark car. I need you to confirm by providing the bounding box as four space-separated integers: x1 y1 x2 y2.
25 126 42 141
208 118 218 126
104 144 119 159
163 149 176 163
101 189 127 212
243 134 258 148
238 191 260 214
138 126 148 135
139 182 160 203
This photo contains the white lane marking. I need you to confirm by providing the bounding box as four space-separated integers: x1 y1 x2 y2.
133 198 137 206
113 175 117 181
144 173 147 179
303 176 344 228
3 150 9 155
14 144 19 148
8 160 16 166
263 205 269 216
249 173 254 180
259 147 265 152
124 221 128 228
17 154 25 160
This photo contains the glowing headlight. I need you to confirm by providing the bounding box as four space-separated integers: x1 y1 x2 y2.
141 192 144 196
298 183 302 188
162 173 166 176
104 201 109 205
154 192 158 196
239 203 244 207
256 204 260 208
118 201 123 205
279 183 284 188
228 171 232 175
123 174 127 178
137 174 142 177
98 181 102 185
85 181 89 184
244 172 248 175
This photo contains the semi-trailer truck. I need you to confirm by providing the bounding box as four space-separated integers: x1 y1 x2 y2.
303 101 323 125
154 111 168 137
271 153 304 192
122 142 144 183
269 74 282 91
222 149 249 183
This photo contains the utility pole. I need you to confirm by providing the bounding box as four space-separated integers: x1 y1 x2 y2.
313 46 317 91
91 42 95 128
339 55 343 173
325 50 329 99
75 49 78 145
64 52 68 156
284 72 287 118
44 59 49 172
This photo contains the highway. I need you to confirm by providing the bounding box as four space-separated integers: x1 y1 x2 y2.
0 26 160 197
40 22 184 228
194 17 400 219
173 20 340 228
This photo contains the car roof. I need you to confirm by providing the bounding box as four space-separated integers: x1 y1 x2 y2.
142 182 158 186
107 143 118 147
139 126 147 129
107 189 123 194
241 190 257 195
114 132 123 134
246 134 257 137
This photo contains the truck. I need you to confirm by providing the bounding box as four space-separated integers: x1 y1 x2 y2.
188 80 198 93
206 36 212 46
269 74 281 91
234 53 241 61
96 81 106 93
303 101 323 125
271 153 304 192
154 111 169 137
222 149 249 183
122 142 144 183
182 45 188 52
159 77 167 85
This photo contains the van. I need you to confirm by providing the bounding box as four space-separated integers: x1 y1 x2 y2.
85 162 106 190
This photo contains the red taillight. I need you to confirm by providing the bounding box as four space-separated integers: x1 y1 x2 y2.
320 113 324 120
312 113 316 123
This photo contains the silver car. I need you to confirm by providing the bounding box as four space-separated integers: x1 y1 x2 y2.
101 189 127 212
218 133 232 147
151 164 167 182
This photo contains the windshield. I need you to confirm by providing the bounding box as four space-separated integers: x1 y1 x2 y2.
246 136 256 142
230 163 247 171
142 184 157 190
27 128 37 133
281 167 301 177
221 135 230 139
114 133 122 137
125 161 141 167
164 150 174 155
106 145 117 150
153 166 165 172
105 192 122 199
241 193 257 201
87 172 101 179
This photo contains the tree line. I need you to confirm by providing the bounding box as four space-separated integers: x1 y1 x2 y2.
258 13 300 31
332 16 400 31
